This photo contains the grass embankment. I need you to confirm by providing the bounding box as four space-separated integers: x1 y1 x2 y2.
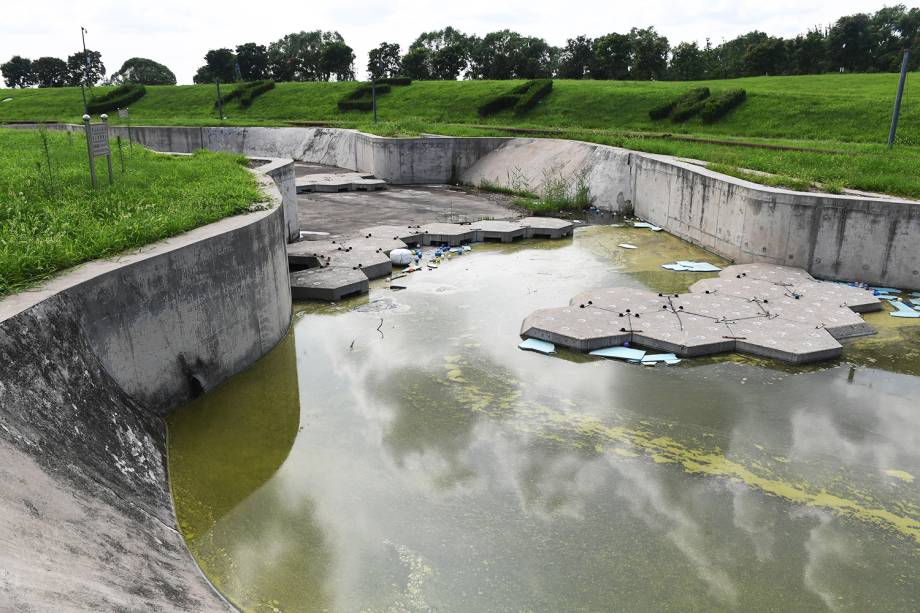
0 128 264 297
1 74 918 198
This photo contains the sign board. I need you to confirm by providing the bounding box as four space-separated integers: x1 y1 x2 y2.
89 124 110 157
118 108 129 119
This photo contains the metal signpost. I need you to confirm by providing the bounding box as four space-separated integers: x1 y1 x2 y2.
887 48 911 150
83 114 114 188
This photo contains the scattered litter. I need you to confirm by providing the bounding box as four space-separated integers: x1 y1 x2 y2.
641 353 682 365
911 299 920 307
427 262 439 269
662 261 722 272
390 284 407 291
299 230 330 238
633 222 663 232
618 243 638 250
909 292 920 298
889 301 920 318
872 287 901 295
390 248 414 265
519 338 556 354
589 346 647 361
879 295 901 301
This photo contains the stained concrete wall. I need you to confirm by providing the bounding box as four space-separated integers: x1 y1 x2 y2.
461 138 920 289
0 171 292 610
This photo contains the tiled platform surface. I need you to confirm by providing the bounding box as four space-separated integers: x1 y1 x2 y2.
295 172 388 194
520 263 884 364
289 218 575 301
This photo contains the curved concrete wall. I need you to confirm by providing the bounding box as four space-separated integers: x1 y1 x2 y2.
0 171 292 610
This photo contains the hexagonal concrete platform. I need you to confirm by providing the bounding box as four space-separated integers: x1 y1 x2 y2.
521 264 883 364
289 218 575 301
295 172 387 194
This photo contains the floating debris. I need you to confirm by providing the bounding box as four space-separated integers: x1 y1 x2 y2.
390 248 414 265
661 261 722 272
618 243 638 250
518 338 556 354
872 287 901 294
641 353 682 365
633 221 663 232
889 301 920 318
589 346 647 361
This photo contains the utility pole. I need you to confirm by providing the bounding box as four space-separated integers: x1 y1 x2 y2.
888 48 910 149
80 26 89 113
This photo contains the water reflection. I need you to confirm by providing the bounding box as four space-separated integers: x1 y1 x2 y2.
169 226 920 612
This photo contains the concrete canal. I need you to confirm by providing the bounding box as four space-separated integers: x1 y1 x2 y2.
168 226 920 612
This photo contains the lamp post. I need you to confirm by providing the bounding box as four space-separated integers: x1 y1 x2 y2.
888 48 911 150
80 26 89 113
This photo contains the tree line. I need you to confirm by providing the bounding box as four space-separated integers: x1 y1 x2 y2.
3 5 918 89
1 53 176 88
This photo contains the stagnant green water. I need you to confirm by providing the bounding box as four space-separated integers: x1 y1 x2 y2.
168 226 920 612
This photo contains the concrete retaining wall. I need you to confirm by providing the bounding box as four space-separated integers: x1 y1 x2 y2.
460 138 920 289
0 171 292 610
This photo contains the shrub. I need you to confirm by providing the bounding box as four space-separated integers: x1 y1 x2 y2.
670 87 711 123
215 80 275 109
86 84 146 114
376 76 411 86
478 94 520 117
478 79 554 117
337 80 408 112
513 79 553 115
700 89 747 123
648 87 709 122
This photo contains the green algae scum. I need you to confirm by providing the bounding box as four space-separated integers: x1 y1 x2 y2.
168 226 920 612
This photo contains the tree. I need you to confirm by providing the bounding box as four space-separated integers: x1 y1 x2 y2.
1 56 33 88
789 29 827 75
629 27 669 80
367 42 402 79
558 36 594 79
267 31 350 81
828 14 875 72
319 40 355 81
400 47 431 80
712 31 768 78
111 57 176 85
592 33 631 79
468 31 554 79
235 43 269 80
199 48 237 83
66 49 105 86
743 36 788 76
406 27 470 80
669 42 705 80
32 57 68 87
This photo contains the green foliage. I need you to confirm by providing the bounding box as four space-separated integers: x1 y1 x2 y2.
478 79 553 116
648 87 710 121
0 128 263 297
86 83 146 113
216 80 275 109
337 80 409 112
111 57 177 86
699 89 747 123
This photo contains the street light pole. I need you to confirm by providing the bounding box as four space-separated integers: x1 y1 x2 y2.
372 78 377 123
80 26 89 113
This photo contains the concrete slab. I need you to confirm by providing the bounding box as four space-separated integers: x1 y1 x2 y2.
418 223 479 246
471 220 526 243
521 263 881 364
520 217 575 239
290 267 368 301
295 172 387 194
287 240 392 280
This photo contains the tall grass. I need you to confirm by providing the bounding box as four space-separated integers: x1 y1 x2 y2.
0 128 264 297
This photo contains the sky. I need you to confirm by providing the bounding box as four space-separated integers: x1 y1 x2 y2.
1 0 914 84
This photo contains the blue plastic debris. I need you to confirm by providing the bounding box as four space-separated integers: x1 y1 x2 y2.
911 299 920 307
889 301 920 318
519 338 556 354
641 353 682 365
633 222 663 231
589 346 647 361
872 287 901 295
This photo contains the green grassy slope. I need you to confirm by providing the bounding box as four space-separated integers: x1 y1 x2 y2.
2 74 918 198
0 128 263 296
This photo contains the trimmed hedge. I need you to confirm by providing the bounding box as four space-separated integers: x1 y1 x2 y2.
86 84 146 114
512 79 553 115
670 88 711 123
648 87 710 122
478 79 554 117
215 80 275 109
700 89 747 123
337 79 409 112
